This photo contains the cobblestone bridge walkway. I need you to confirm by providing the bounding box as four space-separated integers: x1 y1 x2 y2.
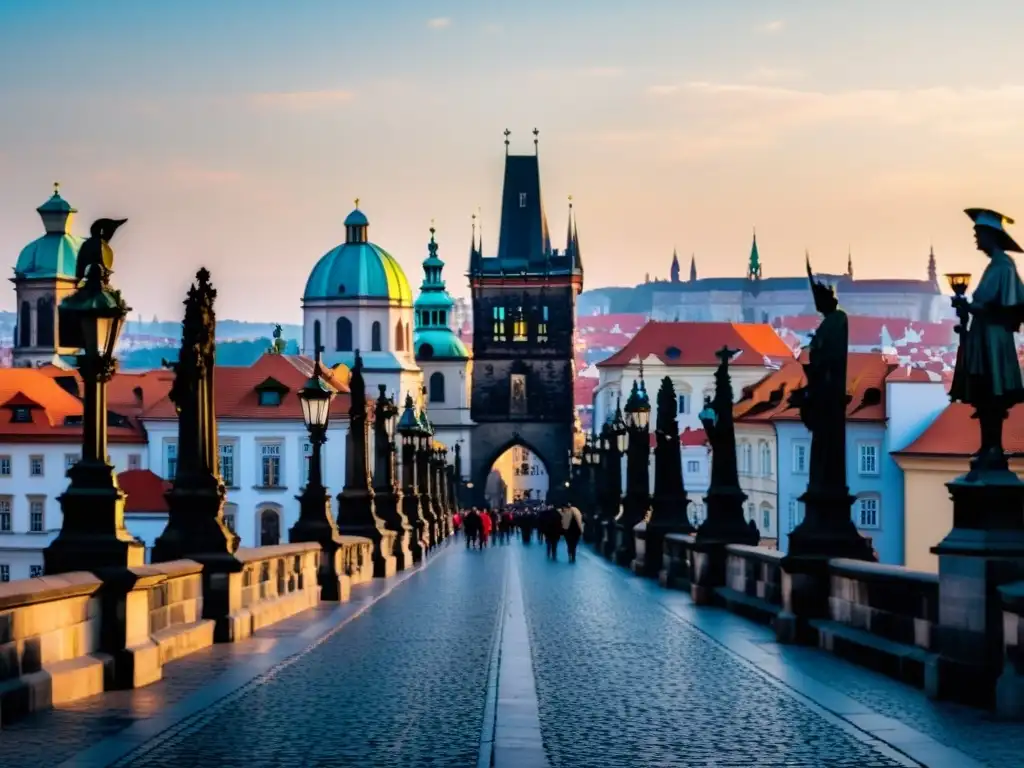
4 541 1023 767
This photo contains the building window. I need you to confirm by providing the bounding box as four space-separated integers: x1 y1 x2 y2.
165 442 178 479
219 443 236 487
761 504 772 532
395 320 405 351
128 453 142 471
260 508 281 546
0 565 8 582
677 394 690 415
29 499 44 533
223 509 236 533
258 390 282 407
787 497 805 531
759 442 772 476
11 407 31 423
858 443 880 476
336 317 353 352
745 502 755 523
36 295 54 348
510 373 527 416
738 443 752 474
29 455 44 477
537 306 549 343
29 565 43 578
64 453 79 474
0 456 9 477
492 306 506 342
519 192 527 208
429 371 446 403
512 307 528 342
686 460 700 473
857 496 880 529
792 441 808 474
370 321 382 352
0 499 11 532
260 443 282 487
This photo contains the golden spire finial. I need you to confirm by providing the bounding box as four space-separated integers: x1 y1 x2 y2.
568 194 573 208
354 197 360 209
53 181 60 196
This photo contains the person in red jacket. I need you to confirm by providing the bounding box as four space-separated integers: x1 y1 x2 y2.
479 507 493 548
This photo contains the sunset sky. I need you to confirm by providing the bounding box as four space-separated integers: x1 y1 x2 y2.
3 0 1024 322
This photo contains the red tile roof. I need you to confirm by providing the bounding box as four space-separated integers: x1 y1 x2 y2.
680 427 709 446
574 377 598 407
0 369 146 443
733 353 894 424
597 322 795 368
896 402 1024 457
118 469 170 513
774 315 957 348
141 353 351 421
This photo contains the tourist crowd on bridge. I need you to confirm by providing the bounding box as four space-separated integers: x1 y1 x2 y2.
452 503 585 562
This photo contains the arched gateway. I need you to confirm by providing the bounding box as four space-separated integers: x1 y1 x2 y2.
467 136 583 507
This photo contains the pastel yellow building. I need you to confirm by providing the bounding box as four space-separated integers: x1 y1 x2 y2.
893 402 1024 573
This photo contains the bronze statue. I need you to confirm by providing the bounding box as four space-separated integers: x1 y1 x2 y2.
788 256 851 494
75 218 127 284
949 209 1024 470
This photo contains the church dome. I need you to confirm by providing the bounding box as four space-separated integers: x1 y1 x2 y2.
303 206 413 304
14 185 83 280
413 226 470 361
415 328 470 360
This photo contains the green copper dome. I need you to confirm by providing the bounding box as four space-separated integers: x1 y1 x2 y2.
413 226 469 361
14 185 83 280
303 207 413 304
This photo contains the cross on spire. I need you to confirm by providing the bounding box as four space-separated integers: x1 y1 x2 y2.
533 127 539 154
354 197 360 209
503 128 511 154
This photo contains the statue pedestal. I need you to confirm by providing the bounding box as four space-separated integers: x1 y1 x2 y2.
402 492 427 564
601 519 618 559
419 495 437 550
690 486 758 606
636 495 693 578
374 488 412 572
927 471 1024 708
288 491 348 602
151 481 238 564
777 487 874 645
44 463 146 576
336 488 397 579
615 495 649 566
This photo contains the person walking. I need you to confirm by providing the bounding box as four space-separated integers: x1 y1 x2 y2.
464 508 480 550
479 508 493 549
561 504 584 563
542 506 562 560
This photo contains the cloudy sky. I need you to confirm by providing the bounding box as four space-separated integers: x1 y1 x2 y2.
2 0 1024 322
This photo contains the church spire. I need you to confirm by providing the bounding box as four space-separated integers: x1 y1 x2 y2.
927 244 937 285
847 246 854 279
689 254 697 282
747 228 762 280
468 211 482 275
670 248 680 283
564 195 583 274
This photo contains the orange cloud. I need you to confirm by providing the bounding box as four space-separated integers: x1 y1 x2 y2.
427 17 451 29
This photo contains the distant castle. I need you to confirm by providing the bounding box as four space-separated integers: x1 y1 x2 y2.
578 233 946 323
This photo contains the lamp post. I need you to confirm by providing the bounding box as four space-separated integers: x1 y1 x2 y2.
373 385 411 571
397 394 427 563
616 377 652 567
434 445 450 539
417 408 438 548
44 222 144 575
288 340 348 600
601 404 628 558
335 351 397 578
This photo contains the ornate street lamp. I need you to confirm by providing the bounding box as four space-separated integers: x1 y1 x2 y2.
288 339 348 600
416 407 438 547
616 377 653 565
397 394 427 562
372 385 410 570
45 221 144 575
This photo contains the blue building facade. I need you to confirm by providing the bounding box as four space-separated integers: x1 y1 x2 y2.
774 419 902 564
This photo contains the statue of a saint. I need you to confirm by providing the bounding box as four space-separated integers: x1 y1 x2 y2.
788 257 850 494
949 209 1024 469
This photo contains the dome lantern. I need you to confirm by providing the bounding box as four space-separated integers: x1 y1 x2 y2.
344 199 369 244
38 182 76 236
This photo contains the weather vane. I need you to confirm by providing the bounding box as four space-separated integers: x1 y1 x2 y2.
504 128 511 154
533 127 539 154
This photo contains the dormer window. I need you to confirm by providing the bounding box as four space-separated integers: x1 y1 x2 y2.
254 377 289 407
10 407 31 423
519 193 527 208
259 390 282 407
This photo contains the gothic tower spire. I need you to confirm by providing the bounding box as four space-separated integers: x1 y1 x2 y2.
747 228 762 281
689 254 697 282
670 248 680 283
847 246 854 279
927 244 937 285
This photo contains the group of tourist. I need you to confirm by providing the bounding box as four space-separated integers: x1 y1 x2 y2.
452 503 585 562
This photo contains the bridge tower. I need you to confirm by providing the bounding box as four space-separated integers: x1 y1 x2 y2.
467 131 583 506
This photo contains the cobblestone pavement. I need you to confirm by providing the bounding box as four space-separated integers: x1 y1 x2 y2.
112 546 506 768
517 546 916 767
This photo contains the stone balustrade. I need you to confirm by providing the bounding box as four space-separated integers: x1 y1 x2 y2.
997 581 1024 718
230 543 321 642
0 572 105 725
659 533 694 591
718 545 784 625
339 535 375 587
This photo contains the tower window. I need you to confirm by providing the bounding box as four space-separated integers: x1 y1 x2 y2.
439 310 446 326
519 193 527 208
512 306 527 342
492 306 506 342
537 306 549 343
336 317 353 352
429 372 446 403
371 321 382 352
